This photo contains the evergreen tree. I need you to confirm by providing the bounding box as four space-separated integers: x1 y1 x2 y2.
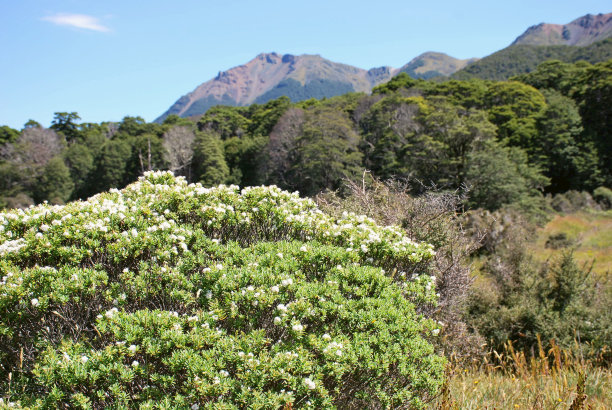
192 131 229 186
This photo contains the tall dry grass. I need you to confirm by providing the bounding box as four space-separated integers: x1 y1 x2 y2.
433 336 611 409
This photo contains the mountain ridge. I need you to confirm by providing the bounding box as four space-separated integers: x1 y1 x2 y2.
512 12 612 46
156 52 475 122
157 12 612 121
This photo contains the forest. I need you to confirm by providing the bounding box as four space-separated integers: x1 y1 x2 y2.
1 59 611 212
1 58 612 407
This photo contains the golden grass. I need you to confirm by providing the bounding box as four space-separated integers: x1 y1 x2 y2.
533 211 612 276
431 338 612 409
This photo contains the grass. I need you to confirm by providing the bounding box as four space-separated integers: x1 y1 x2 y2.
432 338 612 409
533 210 612 276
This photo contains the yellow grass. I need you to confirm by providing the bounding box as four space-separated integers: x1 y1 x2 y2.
431 338 612 409
533 210 612 276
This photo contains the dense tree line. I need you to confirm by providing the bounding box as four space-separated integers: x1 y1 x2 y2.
1 58 610 212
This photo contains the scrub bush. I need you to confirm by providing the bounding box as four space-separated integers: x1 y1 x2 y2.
0 171 443 409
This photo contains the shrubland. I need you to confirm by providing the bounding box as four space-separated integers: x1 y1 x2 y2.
1 57 612 408
0 171 444 408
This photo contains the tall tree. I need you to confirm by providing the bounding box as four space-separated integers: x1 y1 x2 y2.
162 125 196 179
291 105 363 196
34 156 74 204
51 112 81 143
192 131 229 186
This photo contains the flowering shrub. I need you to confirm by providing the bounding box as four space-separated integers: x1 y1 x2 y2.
0 171 443 408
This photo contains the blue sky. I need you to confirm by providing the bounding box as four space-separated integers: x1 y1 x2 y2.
1 0 610 129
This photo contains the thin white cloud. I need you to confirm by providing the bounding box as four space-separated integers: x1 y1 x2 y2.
42 13 110 32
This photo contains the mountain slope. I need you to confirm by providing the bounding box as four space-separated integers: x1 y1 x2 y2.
398 52 478 79
155 51 480 122
156 53 396 122
452 37 612 81
512 13 612 46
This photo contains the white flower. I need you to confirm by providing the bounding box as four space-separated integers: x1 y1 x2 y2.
132 360 139 367
31 298 39 307
213 376 220 384
191 405 200 410
271 285 279 293
432 328 440 336
40 224 49 232
220 370 229 377
277 304 287 312
292 323 303 332
336 350 342 357
206 290 213 299
322 333 331 340
105 307 118 318
81 355 88 363
274 316 281 325
303 377 316 390
128 344 138 354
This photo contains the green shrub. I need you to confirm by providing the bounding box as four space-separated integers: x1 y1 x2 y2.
593 186 612 209
550 190 598 213
545 232 574 249
0 171 443 408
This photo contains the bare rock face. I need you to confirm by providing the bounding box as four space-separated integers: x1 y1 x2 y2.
512 13 612 46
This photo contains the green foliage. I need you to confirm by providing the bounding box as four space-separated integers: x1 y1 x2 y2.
88 139 132 195
254 79 355 104
0 126 19 146
534 90 601 192
372 72 420 94
593 186 612 209
192 131 230 186
50 112 81 143
34 156 74 204
0 172 443 408
511 59 587 95
465 140 549 211
291 105 363 196
470 251 609 355
452 38 612 81
63 144 95 200
572 59 612 185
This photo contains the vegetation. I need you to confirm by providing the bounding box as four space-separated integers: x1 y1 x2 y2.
1 56 612 408
2 59 611 209
0 171 443 408
452 37 612 81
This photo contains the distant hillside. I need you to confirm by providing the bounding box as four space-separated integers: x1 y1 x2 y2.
512 12 612 46
155 51 478 122
156 53 396 122
398 52 478 79
452 37 612 81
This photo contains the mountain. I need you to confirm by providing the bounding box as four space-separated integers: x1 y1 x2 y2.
512 13 612 46
452 12 612 81
398 52 478 79
155 51 480 122
452 37 612 81
156 53 396 122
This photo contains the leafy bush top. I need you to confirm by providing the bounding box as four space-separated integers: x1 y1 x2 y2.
0 171 443 409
